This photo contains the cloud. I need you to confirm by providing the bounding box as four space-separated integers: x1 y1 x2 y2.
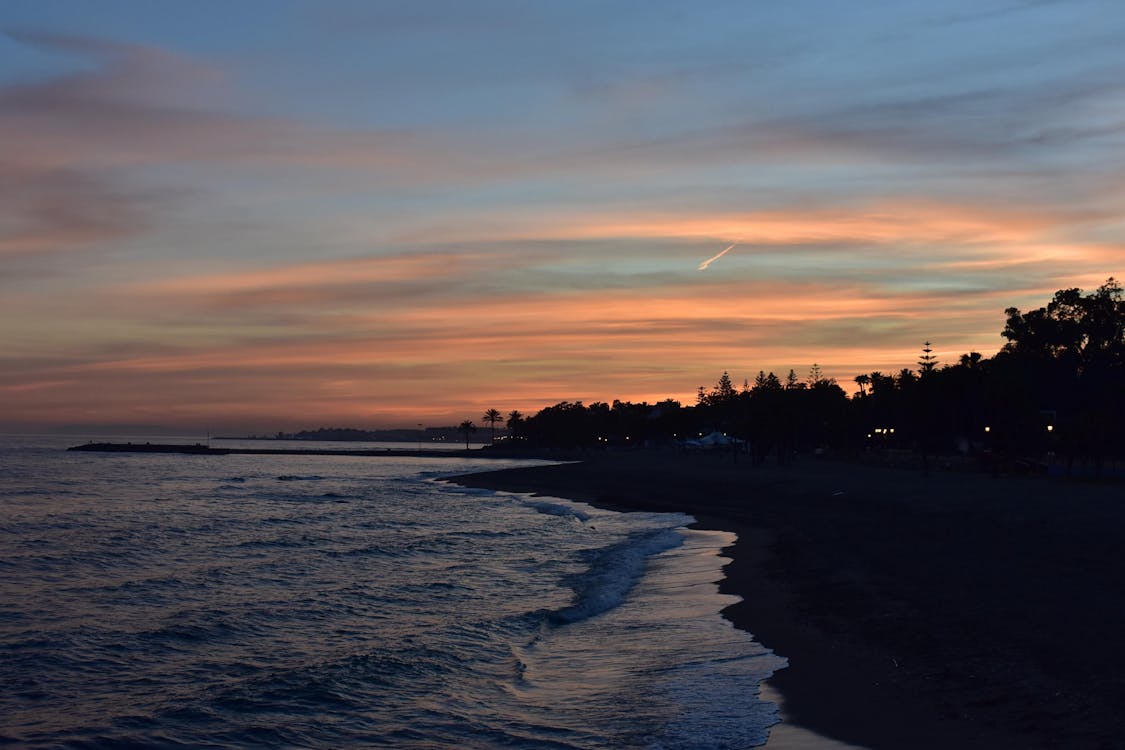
0 31 433 173
391 198 1062 249
0 165 143 255
0 31 475 262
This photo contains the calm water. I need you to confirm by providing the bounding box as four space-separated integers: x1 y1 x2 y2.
0 435 784 749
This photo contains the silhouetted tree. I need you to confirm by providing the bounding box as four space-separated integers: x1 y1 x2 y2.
714 371 737 402
1000 278 1125 475
650 399 688 443
506 410 524 438
695 372 744 438
698 372 737 407
806 363 830 388
862 370 902 443
746 371 786 463
458 420 477 449
753 370 782 392
1002 279 1123 364
868 371 895 397
482 409 502 443
491 280 1123 473
523 401 591 449
918 341 938 375
802 376 850 452
588 401 611 443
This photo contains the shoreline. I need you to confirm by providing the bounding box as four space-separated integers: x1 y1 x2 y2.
65 442 513 459
448 449 1125 749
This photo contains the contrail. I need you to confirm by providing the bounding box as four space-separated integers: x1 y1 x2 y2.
698 243 737 271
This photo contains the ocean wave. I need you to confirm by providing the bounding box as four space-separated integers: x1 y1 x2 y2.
525 499 591 523
548 528 684 626
276 475 323 482
233 535 319 550
142 610 239 646
323 543 397 559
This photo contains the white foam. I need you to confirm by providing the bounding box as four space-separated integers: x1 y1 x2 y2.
549 527 684 625
525 498 592 522
512 527 787 748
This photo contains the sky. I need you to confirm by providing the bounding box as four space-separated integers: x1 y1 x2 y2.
2 0 1124 433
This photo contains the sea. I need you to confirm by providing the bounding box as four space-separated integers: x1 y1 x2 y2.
1 434 787 749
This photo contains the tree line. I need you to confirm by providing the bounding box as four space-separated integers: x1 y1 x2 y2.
472 279 1124 477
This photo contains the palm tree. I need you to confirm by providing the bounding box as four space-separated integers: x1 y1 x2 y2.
458 420 477 449
482 409 503 443
854 374 870 398
506 410 524 437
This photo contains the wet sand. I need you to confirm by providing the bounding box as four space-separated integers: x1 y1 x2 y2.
449 450 1125 749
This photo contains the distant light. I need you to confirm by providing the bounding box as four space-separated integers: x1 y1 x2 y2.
984 426 991 433
1047 424 1054 432
889 428 895 434
866 433 872 439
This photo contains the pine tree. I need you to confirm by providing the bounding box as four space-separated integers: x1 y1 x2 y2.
918 341 938 375
714 371 736 402
753 371 782 392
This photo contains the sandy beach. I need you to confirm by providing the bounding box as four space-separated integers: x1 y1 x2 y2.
450 450 1125 749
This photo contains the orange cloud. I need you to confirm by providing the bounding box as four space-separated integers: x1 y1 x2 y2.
6 186 1115 432
15 277 996 411
389 198 1059 249
138 251 490 296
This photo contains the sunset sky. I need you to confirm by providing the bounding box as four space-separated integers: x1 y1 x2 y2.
3 1 1123 432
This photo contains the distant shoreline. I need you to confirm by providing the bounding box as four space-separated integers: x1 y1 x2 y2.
66 442 513 459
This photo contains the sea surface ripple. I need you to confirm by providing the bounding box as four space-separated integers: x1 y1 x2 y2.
0 436 784 749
